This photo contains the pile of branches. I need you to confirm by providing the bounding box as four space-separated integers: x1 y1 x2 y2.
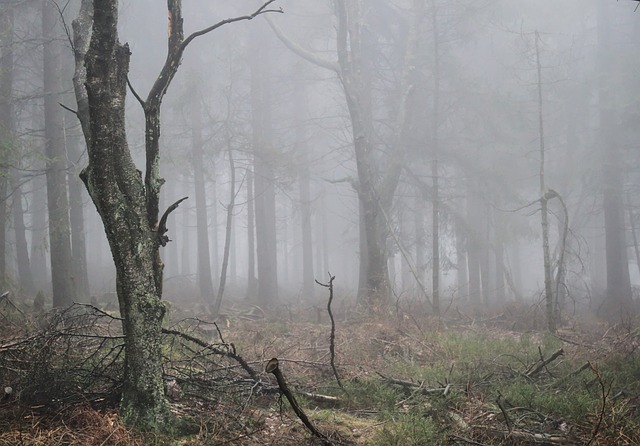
0 302 265 415
0 303 125 410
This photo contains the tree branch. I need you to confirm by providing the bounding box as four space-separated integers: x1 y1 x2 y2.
265 15 339 72
157 196 188 246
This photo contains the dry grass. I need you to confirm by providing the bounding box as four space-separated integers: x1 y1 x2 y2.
1 299 640 445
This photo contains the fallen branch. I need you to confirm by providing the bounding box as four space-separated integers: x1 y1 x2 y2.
266 358 333 445
161 327 258 380
377 372 457 395
525 348 564 378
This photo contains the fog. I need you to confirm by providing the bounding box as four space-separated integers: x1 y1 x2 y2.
3 0 640 318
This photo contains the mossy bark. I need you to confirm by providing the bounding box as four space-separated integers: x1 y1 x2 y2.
80 0 169 428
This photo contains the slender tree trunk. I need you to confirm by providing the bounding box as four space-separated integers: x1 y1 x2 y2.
250 21 278 303
535 31 555 332
0 4 14 290
294 75 314 299
455 215 468 301
627 197 640 278
43 0 76 307
466 184 481 303
67 128 90 299
246 166 257 299
180 175 191 277
30 159 48 290
191 100 214 302
430 0 440 316
11 171 34 294
213 144 236 315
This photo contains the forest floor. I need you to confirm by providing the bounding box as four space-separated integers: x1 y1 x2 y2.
1 297 640 445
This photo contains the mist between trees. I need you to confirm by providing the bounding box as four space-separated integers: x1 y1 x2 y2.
0 0 639 347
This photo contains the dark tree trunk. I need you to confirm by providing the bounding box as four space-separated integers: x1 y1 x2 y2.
43 0 76 307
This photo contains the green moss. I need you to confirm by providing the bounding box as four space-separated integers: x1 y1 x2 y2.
371 412 444 446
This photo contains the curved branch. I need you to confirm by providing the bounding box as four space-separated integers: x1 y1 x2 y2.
265 15 339 72
157 196 188 246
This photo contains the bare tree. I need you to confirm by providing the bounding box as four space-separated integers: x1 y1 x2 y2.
72 0 279 428
268 1 421 310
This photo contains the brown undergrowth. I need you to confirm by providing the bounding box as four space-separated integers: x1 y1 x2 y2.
1 298 639 445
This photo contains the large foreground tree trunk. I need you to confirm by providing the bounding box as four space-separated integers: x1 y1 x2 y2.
75 0 279 427
80 1 169 426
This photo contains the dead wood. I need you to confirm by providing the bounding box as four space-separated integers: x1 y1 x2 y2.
266 358 333 445
526 348 564 378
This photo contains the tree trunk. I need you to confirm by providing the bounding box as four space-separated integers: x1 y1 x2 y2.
455 215 469 301
466 184 482 303
67 129 90 299
597 3 633 320
213 144 236 315
246 166 257 299
30 158 48 291
11 171 34 294
43 0 76 307
535 31 555 332
0 4 14 290
250 20 278 303
191 100 214 302
78 0 169 426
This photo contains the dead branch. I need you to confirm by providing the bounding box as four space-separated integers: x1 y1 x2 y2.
587 362 611 446
315 273 344 392
161 327 258 380
525 348 564 378
377 372 457 395
265 358 333 445
157 196 188 246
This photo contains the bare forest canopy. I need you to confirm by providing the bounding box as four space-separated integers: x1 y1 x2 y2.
0 0 639 322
